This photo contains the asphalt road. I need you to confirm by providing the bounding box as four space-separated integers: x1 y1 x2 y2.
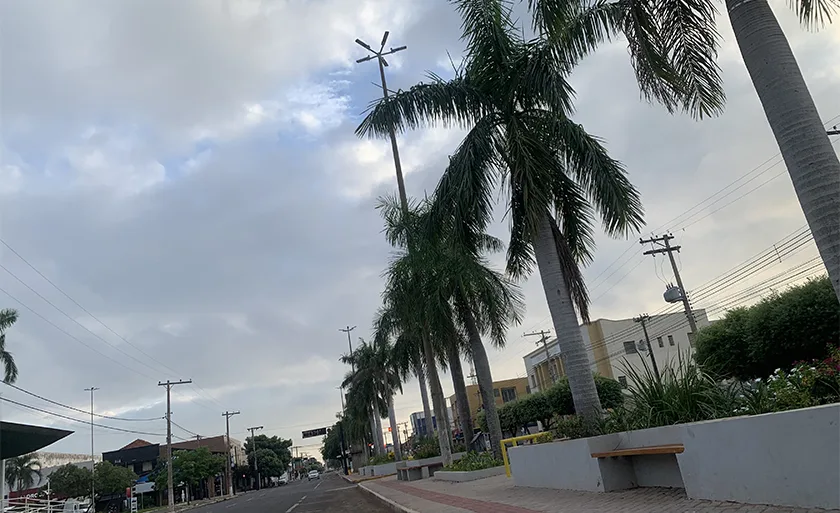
187 473 390 513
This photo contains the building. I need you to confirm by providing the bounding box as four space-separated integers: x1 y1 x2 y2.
523 310 710 391
165 435 245 465
102 439 161 478
448 377 531 434
409 407 453 437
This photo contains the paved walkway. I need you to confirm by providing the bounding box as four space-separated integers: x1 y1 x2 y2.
361 475 839 513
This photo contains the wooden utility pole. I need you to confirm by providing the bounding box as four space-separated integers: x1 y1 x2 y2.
641 234 698 337
633 314 661 381
222 411 240 495
524 330 555 387
247 426 264 490
158 379 192 512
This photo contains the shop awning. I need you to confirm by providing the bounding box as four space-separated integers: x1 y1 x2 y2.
1 421 73 459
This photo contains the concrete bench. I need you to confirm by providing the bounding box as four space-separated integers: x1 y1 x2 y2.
396 453 466 482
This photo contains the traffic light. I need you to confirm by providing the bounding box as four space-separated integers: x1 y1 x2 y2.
388 427 391 432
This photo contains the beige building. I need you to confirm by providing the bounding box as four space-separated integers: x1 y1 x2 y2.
523 310 710 391
448 377 531 435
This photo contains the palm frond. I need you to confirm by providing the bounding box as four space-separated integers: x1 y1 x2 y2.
514 39 577 115
793 0 840 28
455 0 521 74
0 309 18 332
548 213 592 322
1 348 19 384
550 166 597 264
530 0 623 68
356 78 489 138
505 183 537 279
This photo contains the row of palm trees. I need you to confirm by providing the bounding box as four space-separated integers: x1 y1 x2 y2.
338 0 839 465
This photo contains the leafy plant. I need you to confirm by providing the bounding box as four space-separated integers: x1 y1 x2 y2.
411 436 441 460
551 416 590 440
368 452 395 466
442 451 502 472
533 432 554 444
47 463 91 499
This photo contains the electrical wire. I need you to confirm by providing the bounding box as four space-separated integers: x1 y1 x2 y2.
0 396 166 437
1 382 162 422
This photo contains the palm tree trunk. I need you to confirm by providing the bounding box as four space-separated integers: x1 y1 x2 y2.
463 309 504 460
414 361 434 436
368 409 381 456
421 332 453 465
532 212 602 423
445 341 474 448
374 410 385 455
727 0 840 299
387 396 402 461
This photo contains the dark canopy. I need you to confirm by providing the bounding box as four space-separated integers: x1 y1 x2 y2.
1 421 72 459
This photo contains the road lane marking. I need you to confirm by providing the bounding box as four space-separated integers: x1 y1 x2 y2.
314 481 322 490
284 495 307 513
245 497 253 502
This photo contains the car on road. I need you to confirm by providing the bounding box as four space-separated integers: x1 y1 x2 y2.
278 472 289 485
307 470 320 481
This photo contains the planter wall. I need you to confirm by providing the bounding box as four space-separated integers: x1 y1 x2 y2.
434 465 506 482
508 404 840 510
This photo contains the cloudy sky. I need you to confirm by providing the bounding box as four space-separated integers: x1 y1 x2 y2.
0 0 836 459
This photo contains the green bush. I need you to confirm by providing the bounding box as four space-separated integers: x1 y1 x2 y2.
477 375 624 435
368 452 395 465
411 436 441 459
551 415 591 440
442 451 502 472
695 276 839 380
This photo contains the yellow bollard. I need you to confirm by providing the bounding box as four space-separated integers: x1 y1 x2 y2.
500 433 544 477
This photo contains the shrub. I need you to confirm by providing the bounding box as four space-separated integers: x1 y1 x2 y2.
696 276 839 380
533 432 554 444
551 415 591 440
442 451 502 472
368 452 394 465
411 436 441 459
482 375 624 435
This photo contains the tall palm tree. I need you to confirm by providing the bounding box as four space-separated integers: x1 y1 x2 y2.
377 195 524 460
4 454 42 491
358 0 643 425
0 309 19 383
341 338 403 460
532 0 840 299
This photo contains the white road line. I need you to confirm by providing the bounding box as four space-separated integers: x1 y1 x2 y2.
284 495 307 513
225 504 236 508
245 498 253 502
314 481 323 490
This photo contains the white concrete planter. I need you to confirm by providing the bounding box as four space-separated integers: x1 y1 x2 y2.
396 452 466 481
433 465 506 482
509 404 840 510
365 462 397 476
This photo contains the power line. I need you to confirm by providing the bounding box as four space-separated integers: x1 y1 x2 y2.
0 396 166 437
171 419 200 438
1 382 162 422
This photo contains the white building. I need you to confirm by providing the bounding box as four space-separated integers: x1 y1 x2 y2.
523 309 710 391
409 407 453 437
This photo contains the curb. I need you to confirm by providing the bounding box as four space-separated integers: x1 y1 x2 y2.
343 473 396 484
358 482 419 513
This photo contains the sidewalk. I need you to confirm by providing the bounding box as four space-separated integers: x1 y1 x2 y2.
360 475 839 513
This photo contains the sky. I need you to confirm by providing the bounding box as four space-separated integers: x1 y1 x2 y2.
0 0 837 460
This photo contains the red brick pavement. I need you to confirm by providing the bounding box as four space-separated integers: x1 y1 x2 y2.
380 479 541 513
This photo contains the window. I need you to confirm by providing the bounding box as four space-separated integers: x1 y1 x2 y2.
493 388 500 397
668 335 675 346
526 385 531 394
618 376 628 388
530 375 536 389
657 336 664 348
623 341 638 354
501 387 517 403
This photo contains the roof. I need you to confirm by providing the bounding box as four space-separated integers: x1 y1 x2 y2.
121 439 153 450
1 421 73 459
164 435 228 456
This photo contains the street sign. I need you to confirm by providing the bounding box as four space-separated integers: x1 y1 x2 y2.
301 427 328 438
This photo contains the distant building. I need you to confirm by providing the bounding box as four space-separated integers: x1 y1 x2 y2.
103 439 161 478
523 310 710 391
409 407 453 437
447 377 531 434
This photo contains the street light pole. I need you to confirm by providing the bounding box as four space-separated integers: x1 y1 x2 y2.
339 326 356 372
84 387 99 508
247 426 263 490
354 32 409 211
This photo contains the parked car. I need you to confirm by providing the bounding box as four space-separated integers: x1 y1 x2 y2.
307 470 320 481
278 472 289 485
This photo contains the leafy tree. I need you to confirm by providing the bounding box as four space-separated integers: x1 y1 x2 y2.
152 448 222 499
359 0 644 428
532 0 840 298
4 454 42 491
0 308 19 383
47 464 91 499
320 423 344 469
94 461 137 497
696 276 840 379
243 435 293 470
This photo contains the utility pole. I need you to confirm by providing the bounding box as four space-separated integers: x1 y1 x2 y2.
339 326 357 372
354 32 409 210
336 387 349 476
222 411 240 496
633 314 661 381
524 330 555 387
158 380 192 512
641 234 699 337
247 426 263 490
83 387 99 507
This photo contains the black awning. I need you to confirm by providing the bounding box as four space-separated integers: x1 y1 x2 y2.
1 421 73 459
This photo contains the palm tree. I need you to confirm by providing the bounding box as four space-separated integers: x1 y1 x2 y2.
4 454 42 492
531 0 840 299
341 338 403 460
0 309 19 383
376 195 524 460
358 1 643 425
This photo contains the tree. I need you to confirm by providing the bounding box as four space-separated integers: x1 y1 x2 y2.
47 464 91 499
532 0 840 299
696 276 840 379
243 435 293 470
152 449 221 500
4 454 42 491
376 196 524 459
320 422 344 469
0 308 19 383
359 0 644 426
94 461 137 497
